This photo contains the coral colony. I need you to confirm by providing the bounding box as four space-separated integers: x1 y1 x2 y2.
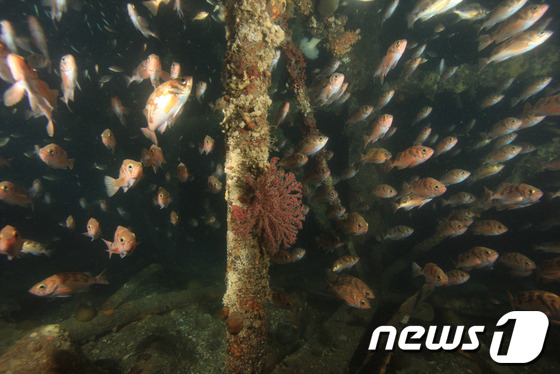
232 158 305 253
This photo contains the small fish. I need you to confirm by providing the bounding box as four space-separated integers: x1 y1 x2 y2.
65 215 75 230
392 194 432 212
455 246 499 270
470 220 508 236
381 0 399 27
332 255 360 273
511 76 552 107
376 225 414 241
536 258 560 283
21 239 51 257
439 169 471 185
170 62 181 79
412 106 432 125
110 96 129 127
104 159 143 197
479 0 529 32
372 184 397 199
154 186 171 209
208 175 222 193
500 252 536 276
127 3 158 39
440 66 458 82
442 192 476 207
453 3 488 20
290 247 306 262
177 162 190 182
346 105 373 126
359 148 392 164
482 144 522 164
328 282 371 309
192 11 209 21
103 226 138 258
29 271 109 298
170 210 179 226
142 144 167 173
469 163 504 183
412 262 448 286
271 250 292 264
446 270 470 286
492 133 517 149
0 225 23 260
295 135 328 156
84 218 101 241
436 220 468 238
343 213 368 235
363 114 393 148
388 146 434 171
374 39 407 84
479 93 504 109
484 183 542 206
196 81 207 103
278 153 308 169
433 136 458 157
375 90 395 110
199 135 215 155
533 242 560 254
100 129 116 153
510 291 560 321
59 54 80 110
402 177 447 198
35 144 74 170
413 127 432 146
0 181 33 208
407 0 465 28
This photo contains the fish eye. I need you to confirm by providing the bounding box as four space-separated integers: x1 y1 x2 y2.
120 237 125 243
179 78 187 84
127 164 134 170
529 189 534 194
48 149 54 155
498 225 503 229
12 230 18 237
61 57 66 62
421 148 427 153
318 136 324 142
458 224 463 229
87 225 91 229
329 191 335 196
357 223 362 228
384 152 388 156
532 6 538 11
1 185 7 190
159 193 164 198
360 300 366 306
434 185 439 189
436 275 441 280
38 284 47 290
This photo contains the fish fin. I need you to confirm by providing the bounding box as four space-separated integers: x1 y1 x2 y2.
510 97 520 107
478 58 489 72
477 35 492 51
76 80 81 91
95 269 109 284
160 71 170 81
141 128 158 145
391 202 399 213
411 262 422 277
46 119 54 137
143 0 160 16
3 82 26 106
483 186 493 203
104 176 120 197
102 239 112 249
67 158 74 170
406 14 416 29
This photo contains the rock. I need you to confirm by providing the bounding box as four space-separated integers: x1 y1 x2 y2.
0 324 102 374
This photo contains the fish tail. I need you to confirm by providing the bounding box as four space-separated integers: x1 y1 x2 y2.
477 35 492 51
67 158 75 170
143 0 160 16
510 97 520 107
478 58 489 72
406 13 416 29
104 176 121 197
391 202 399 213
483 186 493 204
141 128 158 145
3 82 26 106
46 119 54 137
95 269 109 285
411 262 422 277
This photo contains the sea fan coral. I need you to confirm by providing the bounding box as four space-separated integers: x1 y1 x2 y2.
232 158 305 253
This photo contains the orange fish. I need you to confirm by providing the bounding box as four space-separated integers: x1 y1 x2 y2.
388 146 433 171
103 226 139 258
28 16 50 71
332 255 360 272
536 257 560 283
487 117 522 139
372 184 397 198
295 135 329 156
392 193 432 212
403 177 446 198
346 105 374 125
110 96 128 127
154 186 171 209
29 271 109 298
0 225 23 260
360 148 392 164
271 250 292 264
442 192 477 207
199 135 215 155
328 282 371 309
59 54 80 109
290 247 306 262
482 144 522 164
4 53 56 136
436 220 468 238
500 252 536 276
412 262 448 286
0 42 14 83
335 274 375 299
142 144 166 173
313 73 345 106
127 4 158 39
363 114 393 148
510 291 560 321
141 76 193 144
470 220 508 236
433 136 458 157
484 183 542 206
177 162 190 182
170 62 181 79
170 210 180 226
413 126 432 145
35 143 74 170
374 39 407 84
446 270 470 286
526 93 560 116
455 247 499 270
101 129 116 153
208 175 222 193
275 102 290 127
343 212 368 235
278 153 308 169
0 181 33 208
104 159 143 197
127 54 167 88
83 218 101 241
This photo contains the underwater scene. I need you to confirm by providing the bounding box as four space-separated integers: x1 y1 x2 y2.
1 0 560 373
